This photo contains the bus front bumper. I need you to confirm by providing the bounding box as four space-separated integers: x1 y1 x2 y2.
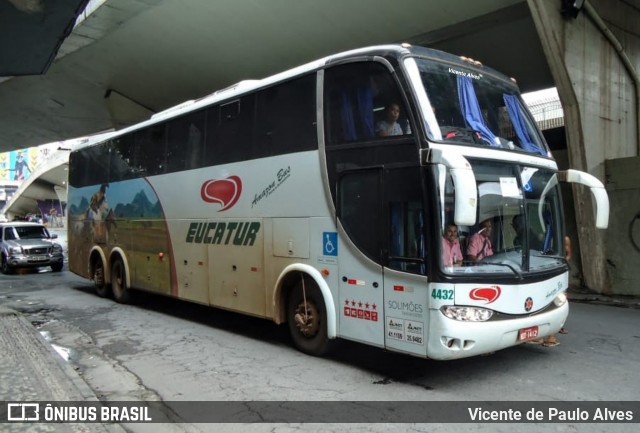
426 302 569 360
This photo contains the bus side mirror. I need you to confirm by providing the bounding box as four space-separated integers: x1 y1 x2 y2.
558 169 609 229
421 149 477 226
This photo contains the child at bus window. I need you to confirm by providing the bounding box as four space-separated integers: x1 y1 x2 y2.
442 222 463 267
376 103 403 137
467 219 493 262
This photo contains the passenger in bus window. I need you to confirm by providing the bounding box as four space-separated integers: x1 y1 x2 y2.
512 214 524 248
442 222 463 267
466 219 493 262
376 103 403 136
512 214 544 250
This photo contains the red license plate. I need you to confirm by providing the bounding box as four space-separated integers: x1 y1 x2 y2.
518 325 539 341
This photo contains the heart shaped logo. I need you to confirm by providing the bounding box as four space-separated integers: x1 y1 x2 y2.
469 286 501 304
200 176 242 211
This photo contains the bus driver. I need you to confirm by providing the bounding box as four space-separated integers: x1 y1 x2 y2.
467 219 494 262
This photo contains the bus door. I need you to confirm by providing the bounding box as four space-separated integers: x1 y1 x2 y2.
336 169 385 348
382 166 430 357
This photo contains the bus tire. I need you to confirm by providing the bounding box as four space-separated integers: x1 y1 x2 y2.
93 259 110 298
111 258 131 304
287 280 332 356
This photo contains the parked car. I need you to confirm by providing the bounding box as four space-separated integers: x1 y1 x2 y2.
0 222 64 274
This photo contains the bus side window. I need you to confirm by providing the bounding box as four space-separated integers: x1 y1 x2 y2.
337 169 382 262
385 167 427 275
110 135 135 182
254 74 317 156
324 81 373 143
70 142 110 187
214 96 255 163
325 62 407 145
134 124 167 176
166 109 205 172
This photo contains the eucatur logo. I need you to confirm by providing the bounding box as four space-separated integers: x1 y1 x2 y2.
469 286 502 304
200 176 242 211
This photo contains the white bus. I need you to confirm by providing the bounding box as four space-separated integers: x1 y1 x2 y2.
68 44 608 360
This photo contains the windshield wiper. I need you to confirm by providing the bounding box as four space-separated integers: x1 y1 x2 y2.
477 261 523 280
531 254 569 267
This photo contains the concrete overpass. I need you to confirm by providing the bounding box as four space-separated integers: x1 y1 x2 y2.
1 0 639 295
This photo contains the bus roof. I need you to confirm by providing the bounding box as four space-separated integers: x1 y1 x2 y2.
71 43 516 150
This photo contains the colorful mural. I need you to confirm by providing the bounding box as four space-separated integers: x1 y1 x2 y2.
0 148 38 181
68 178 172 294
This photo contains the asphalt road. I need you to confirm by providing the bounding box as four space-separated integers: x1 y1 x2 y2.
1 267 639 433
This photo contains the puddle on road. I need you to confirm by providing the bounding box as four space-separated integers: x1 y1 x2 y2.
39 329 77 362
51 343 73 361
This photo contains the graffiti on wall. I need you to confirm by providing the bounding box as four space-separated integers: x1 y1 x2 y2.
0 148 39 181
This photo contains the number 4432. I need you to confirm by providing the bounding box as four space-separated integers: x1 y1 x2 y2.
431 289 454 300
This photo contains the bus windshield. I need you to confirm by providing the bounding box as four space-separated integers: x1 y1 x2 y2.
438 159 566 276
415 58 549 157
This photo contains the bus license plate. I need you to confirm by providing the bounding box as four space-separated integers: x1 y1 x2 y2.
518 326 539 341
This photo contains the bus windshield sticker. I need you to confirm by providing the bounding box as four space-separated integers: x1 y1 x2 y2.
447 67 482 80
499 177 520 197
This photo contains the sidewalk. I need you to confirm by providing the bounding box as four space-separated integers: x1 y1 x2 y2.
567 287 640 309
0 306 123 432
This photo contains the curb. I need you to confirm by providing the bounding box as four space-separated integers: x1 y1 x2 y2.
0 306 126 432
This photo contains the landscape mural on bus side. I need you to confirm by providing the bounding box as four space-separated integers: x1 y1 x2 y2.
67 179 172 294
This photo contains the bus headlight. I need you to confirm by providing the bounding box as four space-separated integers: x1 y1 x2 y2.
553 292 568 307
440 306 493 322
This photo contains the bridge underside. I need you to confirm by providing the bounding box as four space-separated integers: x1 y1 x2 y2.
0 0 549 152
1 0 640 295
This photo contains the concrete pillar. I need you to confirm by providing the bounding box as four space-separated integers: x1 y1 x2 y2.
605 156 640 295
527 0 640 293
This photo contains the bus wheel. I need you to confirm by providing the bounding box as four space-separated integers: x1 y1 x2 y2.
111 258 131 304
287 280 332 356
93 259 110 298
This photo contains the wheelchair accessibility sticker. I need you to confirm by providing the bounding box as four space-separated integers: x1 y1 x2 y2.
323 232 338 256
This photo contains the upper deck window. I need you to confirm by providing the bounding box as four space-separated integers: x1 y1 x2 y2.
324 62 412 145
415 58 548 156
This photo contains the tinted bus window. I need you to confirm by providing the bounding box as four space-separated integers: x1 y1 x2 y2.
254 75 317 156
109 135 136 182
206 97 255 165
338 169 382 261
324 62 408 145
69 143 109 187
134 124 167 176
166 109 206 172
